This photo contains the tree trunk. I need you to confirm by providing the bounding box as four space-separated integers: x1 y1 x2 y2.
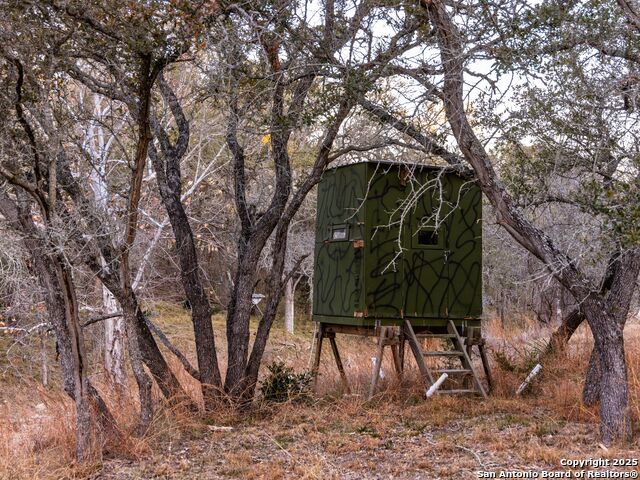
582 346 601 406
582 298 631 443
103 281 127 393
421 0 637 443
39 332 48 387
151 185 222 407
284 277 295 334
87 107 128 395
39 253 100 459
546 307 585 353
129 289 187 403
117 285 153 433
57 264 97 462
148 81 223 407
583 247 640 414
118 53 161 430
0 193 116 459
499 290 506 329
240 227 290 403
224 260 256 397
221 34 353 403
545 248 626 356
308 279 313 319
54 146 189 406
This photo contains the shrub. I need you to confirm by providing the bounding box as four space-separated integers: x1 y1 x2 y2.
260 361 312 403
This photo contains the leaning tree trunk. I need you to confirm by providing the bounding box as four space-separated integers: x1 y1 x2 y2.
422 0 636 443
120 294 154 434
56 155 189 405
127 287 188 403
151 180 223 408
56 262 97 461
545 248 625 356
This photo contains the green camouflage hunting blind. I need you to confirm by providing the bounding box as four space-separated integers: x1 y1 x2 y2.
312 161 482 330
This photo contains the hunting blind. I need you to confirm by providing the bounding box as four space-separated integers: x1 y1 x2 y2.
310 161 492 398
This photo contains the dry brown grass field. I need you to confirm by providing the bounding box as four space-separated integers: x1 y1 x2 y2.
1 304 639 479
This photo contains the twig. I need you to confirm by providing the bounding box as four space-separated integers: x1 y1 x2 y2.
145 318 201 381
81 312 123 328
456 444 486 470
280 254 310 290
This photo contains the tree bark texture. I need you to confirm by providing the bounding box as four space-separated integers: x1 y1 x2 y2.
223 72 294 398
422 0 637 443
582 248 640 414
0 193 116 459
150 74 222 408
53 90 191 407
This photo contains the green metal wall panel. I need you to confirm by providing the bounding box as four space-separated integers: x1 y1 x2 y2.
403 171 449 318
313 163 366 317
363 163 405 318
446 175 483 317
312 161 482 326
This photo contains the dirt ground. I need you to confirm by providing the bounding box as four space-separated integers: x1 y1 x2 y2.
2 309 639 479
94 397 639 479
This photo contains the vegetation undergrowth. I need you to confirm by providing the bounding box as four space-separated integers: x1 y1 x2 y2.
1 310 639 479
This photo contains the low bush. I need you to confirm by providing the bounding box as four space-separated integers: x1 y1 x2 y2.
260 361 312 403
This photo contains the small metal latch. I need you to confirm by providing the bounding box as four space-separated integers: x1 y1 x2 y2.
353 310 364 318
353 239 364 248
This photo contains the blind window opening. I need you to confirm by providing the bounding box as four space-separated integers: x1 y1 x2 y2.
417 229 439 246
332 226 348 240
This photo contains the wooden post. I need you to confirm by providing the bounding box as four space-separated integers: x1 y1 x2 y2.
311 323 325 390
327 333 351 394
447 321 487 398
478 342 493 392
469 327 493 393
391 339 403 379
367 326 387 400
398 328 406 372
404 320 434 386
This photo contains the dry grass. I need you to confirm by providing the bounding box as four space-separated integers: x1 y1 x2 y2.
1 306 639 479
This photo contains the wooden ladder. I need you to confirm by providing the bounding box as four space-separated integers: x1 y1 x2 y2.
404 319 488 398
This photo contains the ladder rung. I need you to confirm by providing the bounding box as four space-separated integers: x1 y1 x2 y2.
435 369 472 374
423 351 464 357
417 333 457 338
437 389 477 394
